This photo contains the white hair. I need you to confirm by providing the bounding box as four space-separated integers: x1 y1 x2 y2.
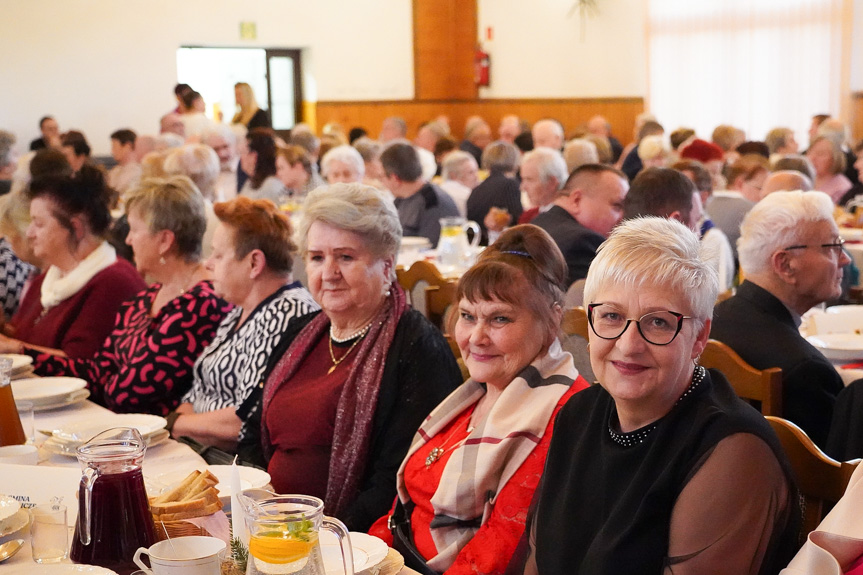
154 133 184 151
584 217 718 327
563 139 599 173
522 147 568 190
737 190 835 276
441 151 477 181
320 144 365 181
163 144 220 201
202 124 236 147
637 135 669 161
296 183 402 272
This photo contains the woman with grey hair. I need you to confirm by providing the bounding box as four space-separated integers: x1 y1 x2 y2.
466 140 524 244
320 144 365 184
563 138 600 173
244 182 461 531
164 143 222 257
10 176 232 415
509 217 799 575
353 136 385 187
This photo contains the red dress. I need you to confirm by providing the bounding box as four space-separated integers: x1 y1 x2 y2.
369 382 586 575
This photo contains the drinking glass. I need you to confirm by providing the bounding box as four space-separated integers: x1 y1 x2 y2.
30 503 68 564
16 400 34 444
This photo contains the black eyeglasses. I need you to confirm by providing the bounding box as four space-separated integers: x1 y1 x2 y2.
783 238 845 255
587 303 692 346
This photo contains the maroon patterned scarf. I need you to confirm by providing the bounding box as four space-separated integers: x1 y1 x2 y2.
261 281 407 517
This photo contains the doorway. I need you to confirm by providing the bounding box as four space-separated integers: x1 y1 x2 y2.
176 47 303 137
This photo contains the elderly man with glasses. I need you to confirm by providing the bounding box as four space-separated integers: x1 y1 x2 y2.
711 190 848 449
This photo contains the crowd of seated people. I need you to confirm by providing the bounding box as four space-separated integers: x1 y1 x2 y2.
8 94 863 573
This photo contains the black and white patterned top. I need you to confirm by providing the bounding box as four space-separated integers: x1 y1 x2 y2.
184 281 320 440
0 238 35 319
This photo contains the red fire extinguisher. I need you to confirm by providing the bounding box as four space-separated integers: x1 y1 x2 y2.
475 44 490 87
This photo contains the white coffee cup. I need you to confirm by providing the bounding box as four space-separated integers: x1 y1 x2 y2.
0 444 38 465
133 535 226 575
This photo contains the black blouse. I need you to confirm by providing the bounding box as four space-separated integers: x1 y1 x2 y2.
509 369 800 575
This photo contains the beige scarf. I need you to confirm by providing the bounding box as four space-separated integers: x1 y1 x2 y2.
396 339 577 572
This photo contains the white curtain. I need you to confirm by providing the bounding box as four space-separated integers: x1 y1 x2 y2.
647 0 846 146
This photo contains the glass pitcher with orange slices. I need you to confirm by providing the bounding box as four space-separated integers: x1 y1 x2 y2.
242 494 353 575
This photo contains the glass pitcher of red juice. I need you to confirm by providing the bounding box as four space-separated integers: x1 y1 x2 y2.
70 427 156 575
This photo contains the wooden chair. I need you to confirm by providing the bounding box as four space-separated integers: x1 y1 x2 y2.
396 260 458 331
766 416 861 538
700 339 782 416
562 306 590 340
445 334 470 382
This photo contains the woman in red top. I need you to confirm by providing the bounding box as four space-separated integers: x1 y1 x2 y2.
1 166 145 358
369 225 590 575
3 176 232 415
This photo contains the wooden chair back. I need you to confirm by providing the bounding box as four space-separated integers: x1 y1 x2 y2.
700 339 782 416
766 416 861 538
562 306 590 340
396 260 458 331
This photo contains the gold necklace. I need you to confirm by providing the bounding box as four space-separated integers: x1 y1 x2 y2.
327 331 366 375
425 420 475 468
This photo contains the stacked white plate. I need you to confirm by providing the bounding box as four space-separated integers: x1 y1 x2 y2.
41 413 169 457
806 333 863 361
11 376 89 411
1 353 33 377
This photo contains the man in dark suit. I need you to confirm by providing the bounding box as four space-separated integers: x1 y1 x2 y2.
532 164 628 286
711 190 848 448
29 116 59 151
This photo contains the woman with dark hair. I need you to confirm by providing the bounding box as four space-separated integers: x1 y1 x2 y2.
0 166 145 358
2 176 232 415
240 129 286 205
369 225 587 575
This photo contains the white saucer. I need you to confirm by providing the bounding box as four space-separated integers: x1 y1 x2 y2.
806 333 863 361
320 531 389 575
0 508 29 537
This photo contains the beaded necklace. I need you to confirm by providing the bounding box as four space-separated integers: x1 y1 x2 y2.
607 365 706 448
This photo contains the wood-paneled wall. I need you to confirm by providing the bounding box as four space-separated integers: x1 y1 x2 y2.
314 97 645 145
413 0 477 100
852 92 863 143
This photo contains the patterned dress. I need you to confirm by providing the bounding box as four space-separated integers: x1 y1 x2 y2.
184 282 319 440
31 281 232 415
0 238 34 319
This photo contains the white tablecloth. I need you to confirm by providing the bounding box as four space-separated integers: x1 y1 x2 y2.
0 399 206 569
782 462 863 573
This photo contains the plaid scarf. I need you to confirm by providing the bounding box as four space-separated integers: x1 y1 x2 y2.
261 281 407 518
396 339 576 571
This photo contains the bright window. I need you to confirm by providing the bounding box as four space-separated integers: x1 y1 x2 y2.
647 0 846 146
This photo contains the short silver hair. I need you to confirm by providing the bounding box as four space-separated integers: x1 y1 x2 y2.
320 145 365 181
563 138 599 173
202 124 236 148
163 144 220 201
441 151 477 181
532 119 564 141
738 190 835 276
584 217 718 327
522 147 568 190
296 183 402 275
